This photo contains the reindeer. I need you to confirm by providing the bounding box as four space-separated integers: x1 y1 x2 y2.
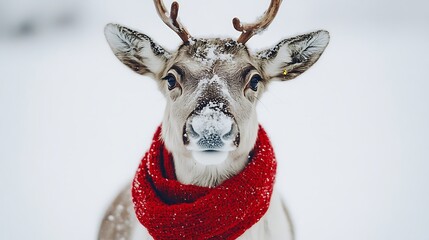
99 0 329 239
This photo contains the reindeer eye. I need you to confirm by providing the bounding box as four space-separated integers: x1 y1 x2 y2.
249 74 262 91
163 73 177 90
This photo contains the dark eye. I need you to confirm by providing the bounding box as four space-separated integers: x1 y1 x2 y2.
163 73 177 90
249 74 262 91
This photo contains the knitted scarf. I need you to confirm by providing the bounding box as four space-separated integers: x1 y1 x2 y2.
132 125 277 240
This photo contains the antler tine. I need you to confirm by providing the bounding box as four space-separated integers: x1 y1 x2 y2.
233 0 282 44
153 0 191 43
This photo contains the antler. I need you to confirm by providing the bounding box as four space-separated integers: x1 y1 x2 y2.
153 0 191 43
233 0 282 44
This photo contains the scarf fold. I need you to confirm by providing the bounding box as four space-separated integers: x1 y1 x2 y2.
132 125 277 240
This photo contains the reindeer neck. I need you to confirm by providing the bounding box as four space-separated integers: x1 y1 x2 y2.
171 152 249 188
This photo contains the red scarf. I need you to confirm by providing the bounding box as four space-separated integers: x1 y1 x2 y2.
132 125 277 239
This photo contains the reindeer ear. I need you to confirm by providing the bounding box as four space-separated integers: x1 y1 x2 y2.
257 30 329 81
104 23 171 77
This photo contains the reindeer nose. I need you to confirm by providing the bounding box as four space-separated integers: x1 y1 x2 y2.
184 108 239 151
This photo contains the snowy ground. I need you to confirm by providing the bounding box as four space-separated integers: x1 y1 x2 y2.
1 0 429 239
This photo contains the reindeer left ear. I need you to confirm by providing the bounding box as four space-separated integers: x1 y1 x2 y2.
257 30 329 81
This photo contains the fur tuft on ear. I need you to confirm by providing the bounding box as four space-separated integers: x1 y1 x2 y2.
104 23 171 77
257 30 330 81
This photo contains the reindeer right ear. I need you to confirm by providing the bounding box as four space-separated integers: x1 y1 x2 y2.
104 24 171 77
257 30 329 81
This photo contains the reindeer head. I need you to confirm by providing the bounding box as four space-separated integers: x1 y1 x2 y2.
104 0 329 184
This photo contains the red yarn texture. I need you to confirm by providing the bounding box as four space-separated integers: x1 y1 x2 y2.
132 125 277 239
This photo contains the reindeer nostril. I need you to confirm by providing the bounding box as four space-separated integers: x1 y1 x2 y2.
187 121 200 139
222 124 234 140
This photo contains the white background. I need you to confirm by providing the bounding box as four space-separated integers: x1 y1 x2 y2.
1 0 428 239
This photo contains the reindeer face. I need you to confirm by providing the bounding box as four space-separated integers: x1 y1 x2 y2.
161 39 263 164
104 0 329 166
